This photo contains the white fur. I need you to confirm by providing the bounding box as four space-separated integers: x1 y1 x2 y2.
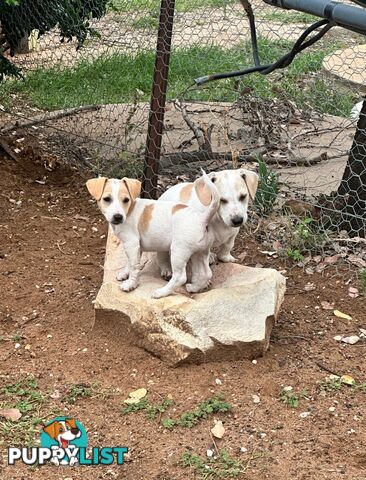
96 175 219 298
158 169 259 265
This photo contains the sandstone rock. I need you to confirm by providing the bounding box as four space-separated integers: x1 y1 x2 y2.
93 230 286 366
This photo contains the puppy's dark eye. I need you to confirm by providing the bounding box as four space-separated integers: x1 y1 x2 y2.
103 196 112 203
220 198 228 204
122 197 130 204
239 194 247 202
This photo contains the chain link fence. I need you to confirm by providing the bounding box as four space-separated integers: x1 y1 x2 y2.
0 0 365 274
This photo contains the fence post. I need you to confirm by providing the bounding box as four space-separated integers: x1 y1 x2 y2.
142 0 176 199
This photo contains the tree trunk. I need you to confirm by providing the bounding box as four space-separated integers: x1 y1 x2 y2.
336 99 366 236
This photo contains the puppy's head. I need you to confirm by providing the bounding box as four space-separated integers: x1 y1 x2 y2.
86 177 141 225
208 169 258 228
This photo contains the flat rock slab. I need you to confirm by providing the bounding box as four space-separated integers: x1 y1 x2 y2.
94 230 286 366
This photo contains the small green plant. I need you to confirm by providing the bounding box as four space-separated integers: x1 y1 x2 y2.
0 376 51 446
181 450 245 479
254 159 279 215
64 384 92 404
162 395 232 429
286 248 304 262
122 398 173 420
280 387 307 408
318 378 342 393
359 268 366 295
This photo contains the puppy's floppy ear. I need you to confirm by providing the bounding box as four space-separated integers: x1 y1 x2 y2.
122 178 141 201
65 418 77 429
43 421 60 439
86 177 108 201
240 169 259 202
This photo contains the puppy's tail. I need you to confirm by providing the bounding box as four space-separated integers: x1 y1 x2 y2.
193 169 219 224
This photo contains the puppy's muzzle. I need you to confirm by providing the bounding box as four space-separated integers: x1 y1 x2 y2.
231 215 244 227
111 214 124 225
71 427 80 436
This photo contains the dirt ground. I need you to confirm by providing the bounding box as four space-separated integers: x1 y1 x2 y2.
0 146 366 480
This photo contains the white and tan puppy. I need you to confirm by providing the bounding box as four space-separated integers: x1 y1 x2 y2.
158 169 258 265
86 173 219 299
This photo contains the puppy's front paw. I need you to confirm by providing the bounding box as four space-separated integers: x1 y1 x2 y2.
152 287 169 299
209 252 217 265
186 283 201 293
218 253 237 263
116 269 129 281
121 279 137 292
69 457 78 466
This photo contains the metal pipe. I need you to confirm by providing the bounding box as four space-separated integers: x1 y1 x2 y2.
262 0 366 34
142 0 176 199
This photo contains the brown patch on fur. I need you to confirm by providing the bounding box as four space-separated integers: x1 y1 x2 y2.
179 183 193 203
86 177 108 201
138 204 154 234
194 178 211 206
172 204 188 214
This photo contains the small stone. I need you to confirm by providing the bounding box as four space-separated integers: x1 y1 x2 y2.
333 335 343 341
329 406 336 412
240 447 248 453
252 359 257 365
206 449 214 458
299 412 311 418
252 394 261 404
14 343 21 349
283 386 293 392
215 378 222 385
341 336 360 345
82 348 88 352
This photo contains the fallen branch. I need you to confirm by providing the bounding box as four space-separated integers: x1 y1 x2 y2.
174 99 213 153
1 104 101 135
0 138 19 161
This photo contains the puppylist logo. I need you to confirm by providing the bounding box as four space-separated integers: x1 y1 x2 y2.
8 417 128 466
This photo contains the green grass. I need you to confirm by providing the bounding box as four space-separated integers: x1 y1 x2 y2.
108 0 235 13
279 387 308 408
259 11 317 24
0 37 356 117
359 268 366 294
0 376 51 446
162 395 232 429
122 398 173 420
181 450 246 479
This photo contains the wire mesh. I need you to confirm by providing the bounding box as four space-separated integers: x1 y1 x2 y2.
0 0 365 273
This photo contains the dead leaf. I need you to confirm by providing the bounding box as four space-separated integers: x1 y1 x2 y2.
341 336 360 345
348 254 366 269
304 282 316 292
324 255 340 265
333 310 352 321
340 375 356 386
123 388 147 404
348 287 359 299
211 420 225 439
0 408 22 421
321 301 334 310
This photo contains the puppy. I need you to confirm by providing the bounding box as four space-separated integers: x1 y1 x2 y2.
86 173 219 298
43 418 81 466
158 169 259 265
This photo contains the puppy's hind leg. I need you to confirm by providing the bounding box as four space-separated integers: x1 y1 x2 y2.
156 251 172 280
186 252 212 293
152 248 189 299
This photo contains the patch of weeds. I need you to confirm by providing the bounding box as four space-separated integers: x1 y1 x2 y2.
286 248 304 262
254 158 279 215
280 387 308 408
123 398 173 420
359 268 366 295
64 384 93 404
318 378 342 393
0 376 50 446
181 450 248 479
162 395 231 429
286 217 326 260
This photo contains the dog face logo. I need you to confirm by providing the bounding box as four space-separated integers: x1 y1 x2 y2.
41 417 87 466
43 419 81 448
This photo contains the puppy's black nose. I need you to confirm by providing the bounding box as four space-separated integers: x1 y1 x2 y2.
112 214 123 224
71 428 79 436
231 216 244 226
